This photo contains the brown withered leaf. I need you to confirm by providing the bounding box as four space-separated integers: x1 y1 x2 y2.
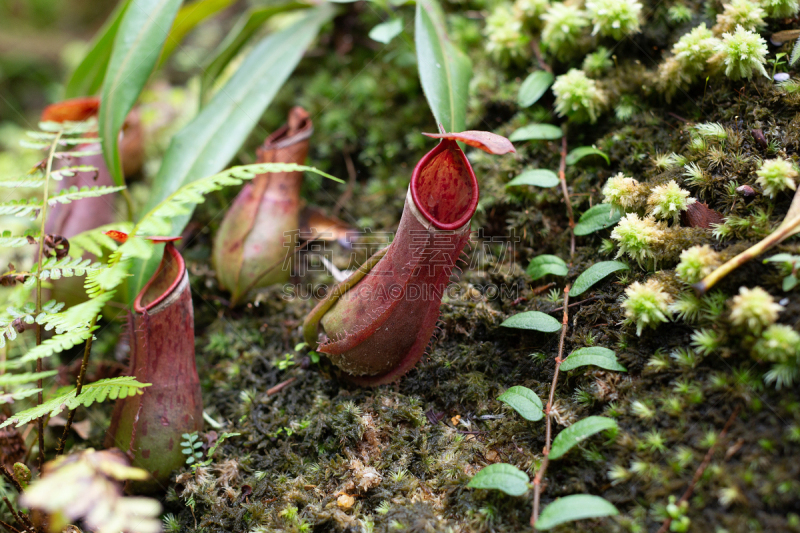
422 130 516 154
770 29 800 45
0 415 26 470
681 202 724 228
300 206 354 243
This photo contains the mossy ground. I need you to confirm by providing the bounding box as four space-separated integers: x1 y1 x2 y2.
146 4 800 530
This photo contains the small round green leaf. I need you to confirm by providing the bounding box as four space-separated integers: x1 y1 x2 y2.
549 416 618 460
468 463 530 496
506 169 560 189
369 18 403 43
535 494 619 530
501 311 562 333
566 146 609 166
518 71 554 107
573 204 621 236
526 255 568 280
571 261 629 297
498 386 544 421
509 124 563 142
560 347 627 372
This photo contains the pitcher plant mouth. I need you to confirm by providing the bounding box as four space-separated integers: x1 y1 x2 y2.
134 243 186 314
410 139 479 231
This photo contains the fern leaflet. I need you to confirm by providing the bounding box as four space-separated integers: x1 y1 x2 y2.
1 327 97 369
51 165 98 182
0 176 45 188
69 222 133 258
0 389 42 405
0 376 151 428
791 36 800 66
0 230 38 248
47 185 125 206
0 370 58 387
0 198 41 218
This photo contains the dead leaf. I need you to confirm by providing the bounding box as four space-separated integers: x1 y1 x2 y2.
423 130 516 155
681 202 724 228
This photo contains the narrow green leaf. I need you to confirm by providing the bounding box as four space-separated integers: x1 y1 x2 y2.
498 386 543 421
99 0 183 187
64 0 132 98
468 463 530 496
509 124 562 142
506 169 559 189
160 0 235 65
550 416 617 460
573 204 621 236
535 494 618 530
501 311 561 333
566 146 609 166
571 261 629 296
130 7 333 303
415 0 472 133
199 2 311 103
370 18 404 44
560 347 627 372
518 71 553 107
526 254 568 280
790 36 800 66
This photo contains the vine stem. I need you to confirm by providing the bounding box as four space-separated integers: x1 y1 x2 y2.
531 284 570 527
55 316 97 456
656 404 741 533
34 129 63 472
556 136 575 260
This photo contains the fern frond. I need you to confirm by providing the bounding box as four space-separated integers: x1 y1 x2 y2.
0 176 45 188
130 163 340 242
34 256 101 281
19 139 51 150
69 222 133 258
0 300 66 349
0 230 38 248
39 120 98 134
53 149 102 159
0 389 42 405
51 165 98 182
47 185 125 206
38 292 112 334
0 376 151 428
1 327 97 369
0 370 58 388
85 261 131 298
0 198 41 218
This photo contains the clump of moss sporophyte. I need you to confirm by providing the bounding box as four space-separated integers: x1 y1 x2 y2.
514 0 550 27
752 325 800 389
582 46 614 77
540 3 589 59
675 245 720 284
657 24 720 99
552 68 607 123
729 286 784 334
646 180 696 222
484 4 531 63
762 0 800 18
713 0 766 34
710 25 769 80
611 213 666 265
622 279 673 336
603 173 644 214
585 0 642 40
667 3 694 23
755 157 799 197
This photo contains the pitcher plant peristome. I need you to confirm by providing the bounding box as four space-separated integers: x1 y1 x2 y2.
303 130 514 385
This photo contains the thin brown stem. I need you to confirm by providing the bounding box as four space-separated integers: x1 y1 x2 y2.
55 316 97 456
2 497 31 533
531 285 570 527
34 130 62 473
656 405 741 533
0 519 21 533
267 377 297 396
556 136 574 260
0 465 23 494
531 38 553 74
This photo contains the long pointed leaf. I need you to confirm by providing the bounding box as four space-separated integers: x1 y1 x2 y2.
199 2 311 104
160 0 236 65
99 0 183 187
128 6 334 302
415 0 471 133
64 0 132 99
